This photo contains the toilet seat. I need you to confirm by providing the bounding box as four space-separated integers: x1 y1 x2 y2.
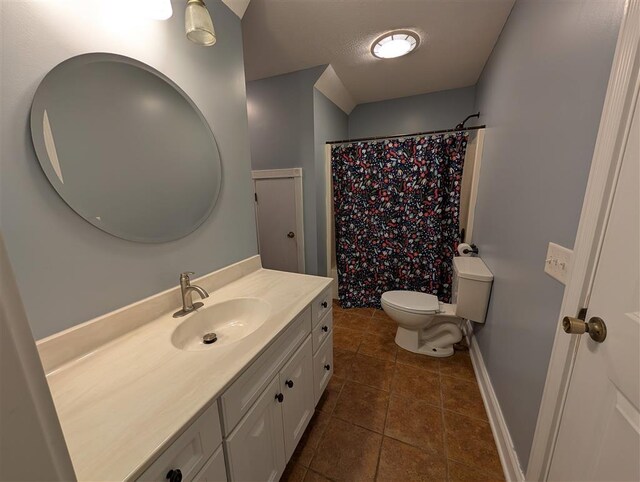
381 291 440 314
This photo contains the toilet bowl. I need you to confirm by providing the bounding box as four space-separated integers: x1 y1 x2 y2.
381 291 462 357
381 257 494 358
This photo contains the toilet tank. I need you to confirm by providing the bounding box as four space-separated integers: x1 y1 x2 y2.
451 257 493 323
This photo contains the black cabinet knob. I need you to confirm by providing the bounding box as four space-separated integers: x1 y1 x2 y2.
324 364 331 371
321 301 328 308
275 393 284 403
166 469 182 482
321 325 328 332
285 380 294 388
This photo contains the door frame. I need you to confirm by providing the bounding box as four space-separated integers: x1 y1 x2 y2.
527 2 640 479
252 168 305 274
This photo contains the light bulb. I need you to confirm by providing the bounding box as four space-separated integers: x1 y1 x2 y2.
372 31 419 59
185 0 216 46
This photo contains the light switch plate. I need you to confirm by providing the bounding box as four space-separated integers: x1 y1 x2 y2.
545 242 573 284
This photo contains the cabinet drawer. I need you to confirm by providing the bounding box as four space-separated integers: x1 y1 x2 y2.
313 335 333 406
192 445 227 482
220 308 311 434
137 401 222 482
312 311 333 353
311 287 332 328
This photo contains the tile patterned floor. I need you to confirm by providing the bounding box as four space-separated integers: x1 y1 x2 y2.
281 303 504 482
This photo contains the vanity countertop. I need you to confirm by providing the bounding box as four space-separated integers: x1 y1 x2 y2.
43 267 331 481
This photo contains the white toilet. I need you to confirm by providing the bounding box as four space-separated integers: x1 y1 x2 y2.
381 257 493 357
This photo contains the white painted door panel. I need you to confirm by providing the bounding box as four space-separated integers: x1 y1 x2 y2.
280 337 314 461
255 177 299 273
225 376 285 482
313 336 333 405
549 92 640 481
192 446 227 482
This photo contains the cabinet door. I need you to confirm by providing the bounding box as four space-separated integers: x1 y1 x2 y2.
280 336 314 461
313 336 333 405
193 445 227 482
225 376 285 482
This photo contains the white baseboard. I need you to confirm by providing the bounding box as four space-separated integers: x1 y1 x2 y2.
465 321 525 482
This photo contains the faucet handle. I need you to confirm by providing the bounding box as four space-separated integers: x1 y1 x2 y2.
180 271 195 280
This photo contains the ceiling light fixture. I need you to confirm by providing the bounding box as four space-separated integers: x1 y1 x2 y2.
185 0 216 46
371 30 419 59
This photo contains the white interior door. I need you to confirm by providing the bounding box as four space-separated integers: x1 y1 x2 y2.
548 92 640 481
254 172 303 273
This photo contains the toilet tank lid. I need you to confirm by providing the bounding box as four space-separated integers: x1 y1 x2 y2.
453 256 494 282
381 291 440 313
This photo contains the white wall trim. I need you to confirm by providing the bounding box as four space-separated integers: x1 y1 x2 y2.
527 0 640 479
251 168 302 179
466 322 525 482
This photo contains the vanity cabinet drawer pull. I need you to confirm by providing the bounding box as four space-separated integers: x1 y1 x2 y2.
166 469 182 482
311 287 332 327
324 364 331 371
275 393 284 403
285 380 294 388
312 310 332 354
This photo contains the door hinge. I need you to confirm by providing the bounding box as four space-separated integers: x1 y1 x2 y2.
577 307 588 321
254 192 258 202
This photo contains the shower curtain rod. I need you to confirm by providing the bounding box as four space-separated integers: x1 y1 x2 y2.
325 124 486 145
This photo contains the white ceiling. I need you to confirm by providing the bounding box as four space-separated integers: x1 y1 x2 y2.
242 0 515 104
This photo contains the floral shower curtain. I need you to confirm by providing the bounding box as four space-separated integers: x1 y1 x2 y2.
331 132 468 307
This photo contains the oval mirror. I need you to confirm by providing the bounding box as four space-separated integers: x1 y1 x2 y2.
30 53 222 243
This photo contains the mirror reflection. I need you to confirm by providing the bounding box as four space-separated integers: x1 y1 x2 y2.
30 53 222 243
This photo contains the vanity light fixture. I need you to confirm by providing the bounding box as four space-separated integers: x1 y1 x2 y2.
371 30 420 59
185 0 216 46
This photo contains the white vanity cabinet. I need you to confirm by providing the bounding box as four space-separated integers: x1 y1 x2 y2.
225 376 286 482
223 288 333 482
223 323 317 481
138 287 333 482
224 338 314 481
280 336 314 460
192 446 227 482
136 402 223 482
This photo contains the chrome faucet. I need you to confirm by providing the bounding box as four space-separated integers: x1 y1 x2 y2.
173 271 209 318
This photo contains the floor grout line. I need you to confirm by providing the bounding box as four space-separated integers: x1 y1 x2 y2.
286 306 502 482
372 363 391 481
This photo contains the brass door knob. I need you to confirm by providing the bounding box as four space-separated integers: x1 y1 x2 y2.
287 232 295 238
562 316 607 343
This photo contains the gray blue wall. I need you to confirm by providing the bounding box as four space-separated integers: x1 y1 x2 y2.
313 89 349 276
471 0 624 470
0 1 258 339
246 67 326 275
247 78 471 276
348 86 477 139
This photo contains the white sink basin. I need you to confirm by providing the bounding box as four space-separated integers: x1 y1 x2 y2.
171 298 271 351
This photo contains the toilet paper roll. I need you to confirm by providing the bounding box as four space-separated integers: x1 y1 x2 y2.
457 243 474 257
